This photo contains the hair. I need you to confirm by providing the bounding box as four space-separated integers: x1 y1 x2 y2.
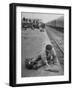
46 44 52 51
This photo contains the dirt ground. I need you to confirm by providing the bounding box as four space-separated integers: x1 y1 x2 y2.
21 28 64 77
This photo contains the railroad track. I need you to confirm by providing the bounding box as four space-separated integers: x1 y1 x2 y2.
54 39 64 54
50 38 64 70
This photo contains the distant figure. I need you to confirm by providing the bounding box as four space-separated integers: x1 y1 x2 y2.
40 23 45 32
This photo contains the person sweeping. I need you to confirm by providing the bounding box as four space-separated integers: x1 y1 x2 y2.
25 44 58 70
